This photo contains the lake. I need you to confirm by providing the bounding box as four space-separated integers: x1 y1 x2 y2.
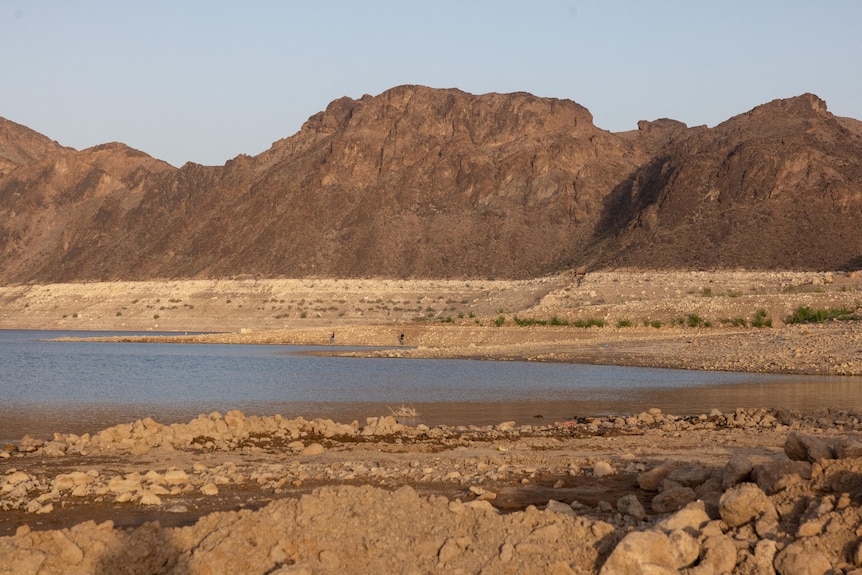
2 329 862 441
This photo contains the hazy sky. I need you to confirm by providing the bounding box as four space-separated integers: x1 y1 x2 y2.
2 1 860 167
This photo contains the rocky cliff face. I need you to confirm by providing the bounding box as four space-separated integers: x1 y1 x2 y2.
1 87 860 283
600 94 862 271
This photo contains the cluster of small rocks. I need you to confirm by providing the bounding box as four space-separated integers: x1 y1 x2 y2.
601 430 862 574
4 408 862 573
1 406 832 461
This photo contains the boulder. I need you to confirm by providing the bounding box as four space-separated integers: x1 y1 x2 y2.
657 501 711 535
616 494 646 521
593 461 615 478
599 531 677 575
722 454 754 488
667 463 713 488
785 431 834 462
774 540 833 575
718 483 777 527
637 462 677 491
753 460 812 493
651 486 696 514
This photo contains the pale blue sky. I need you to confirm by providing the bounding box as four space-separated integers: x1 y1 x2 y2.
2 1 860 167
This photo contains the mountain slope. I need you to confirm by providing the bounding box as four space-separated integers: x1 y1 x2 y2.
594 94 862 270
0 87 860 283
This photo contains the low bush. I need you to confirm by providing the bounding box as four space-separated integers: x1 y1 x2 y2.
751 309 772 328
514 316 546 326
785 306 860 324
574 318 605 328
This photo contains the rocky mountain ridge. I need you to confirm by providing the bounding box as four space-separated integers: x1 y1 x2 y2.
1 86 860 283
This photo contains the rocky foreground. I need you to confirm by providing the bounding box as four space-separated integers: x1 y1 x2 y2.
3 408 862 574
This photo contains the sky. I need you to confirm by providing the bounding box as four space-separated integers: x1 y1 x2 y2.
2 1 861 167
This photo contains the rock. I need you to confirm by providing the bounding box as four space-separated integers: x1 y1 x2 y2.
719 483 777 527
835 439 862 459
108 476 142 494
751 539 779 574
697 534 737 575
617 494 646 520
301 443 325 456
546 499 578 518
774 540 833 575
722 454 754 488
638 462 677 491
4 471 32 485
593 461 615 477
785 431 834 462
667 528 700 569
139 491 163 506
599 531 677 575
753 460 812 493
657 501 711 535
651 486 696 514
667 463 713 488
52 531 84 565
201 483 219 495
164 469 190 485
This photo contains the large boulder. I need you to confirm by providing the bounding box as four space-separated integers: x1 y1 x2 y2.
718 483 777 527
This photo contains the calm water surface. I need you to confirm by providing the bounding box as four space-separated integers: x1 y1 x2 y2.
2 329 862 441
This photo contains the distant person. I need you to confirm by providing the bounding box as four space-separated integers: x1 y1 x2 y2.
330 333 335 345
399 333 405 346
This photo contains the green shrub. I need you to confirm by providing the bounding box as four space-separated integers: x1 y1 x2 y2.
649 320 662 329
494 315 506 327
687 314 704 328
574 318 605 328
549 316 569 326
514 316 546 326
752 309 772 328
785 306 860 324
616 319 632 328
701 287 713 297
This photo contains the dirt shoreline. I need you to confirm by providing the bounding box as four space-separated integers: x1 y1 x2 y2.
4 269 862 376
3 270 862 573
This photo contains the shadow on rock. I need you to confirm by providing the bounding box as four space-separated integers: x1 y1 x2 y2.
95 522 188 575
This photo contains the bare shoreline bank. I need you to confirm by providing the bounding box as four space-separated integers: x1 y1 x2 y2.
3 270 860 376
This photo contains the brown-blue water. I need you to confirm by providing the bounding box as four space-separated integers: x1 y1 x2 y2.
3 329 862 441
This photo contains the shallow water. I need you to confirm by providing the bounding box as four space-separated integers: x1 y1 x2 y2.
2 329 862 441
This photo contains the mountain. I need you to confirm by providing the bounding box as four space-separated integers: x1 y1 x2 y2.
1 87 860 283
596 94 862 271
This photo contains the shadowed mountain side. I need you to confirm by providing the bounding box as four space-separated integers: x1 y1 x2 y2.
1 88 860 283
591 94 862 271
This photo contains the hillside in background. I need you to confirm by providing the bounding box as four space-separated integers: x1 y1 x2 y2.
1 86 860 283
